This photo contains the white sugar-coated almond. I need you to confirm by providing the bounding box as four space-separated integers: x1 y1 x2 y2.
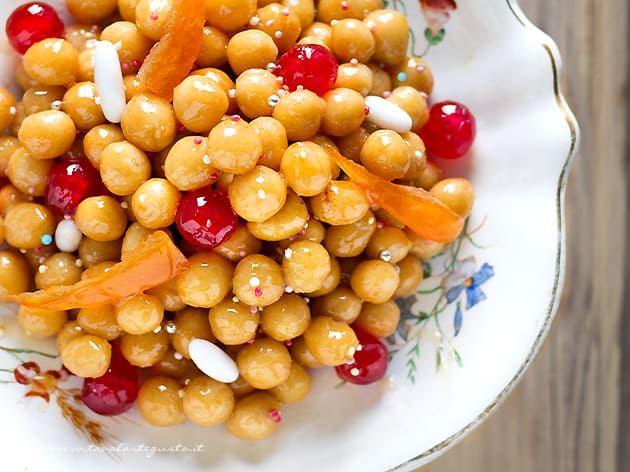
364 95 412 133
54 219 82 253
189 338 239 383
94 41 127 123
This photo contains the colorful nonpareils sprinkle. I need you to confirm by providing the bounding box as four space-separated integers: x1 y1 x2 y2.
254 287 263 297
193 137 202 145
268 409 282 423
40 234 52 246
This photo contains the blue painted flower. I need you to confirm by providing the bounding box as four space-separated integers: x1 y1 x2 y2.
443 257 494 309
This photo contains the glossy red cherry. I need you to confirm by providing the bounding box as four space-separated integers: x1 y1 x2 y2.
81 348 138 416
45 158 104 216
335 328 389 385
418 100 476 160
5 2 65 54
175 186 238 249
274 44 338 96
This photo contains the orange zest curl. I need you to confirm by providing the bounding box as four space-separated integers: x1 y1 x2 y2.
324 146 464 243
137 0 205 101
12 231 190 311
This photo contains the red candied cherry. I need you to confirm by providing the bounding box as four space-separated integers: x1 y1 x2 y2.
81 348 138 416
5 2 65 54
45 157 104 216
175 186 238 249
335 328 389 385
274 44 338 97
418 100 476 160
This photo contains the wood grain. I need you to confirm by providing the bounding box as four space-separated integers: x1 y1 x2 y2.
420 0 628 471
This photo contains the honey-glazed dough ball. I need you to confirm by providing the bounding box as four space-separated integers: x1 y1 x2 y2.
137 376 186 426
363 9 408 65
303 316 358 366
62 82 106 131
61 335 111 378
121 93 176 152
172 307 216 358
100 21 153 72
0 250 30 300
204 0 257 33
99 141 151 196
176 252 234 308
208 297 260 345
272 89 326 141
164 136 217 191
0 88 17 131
353 300 400 338
183 375 235 426
64 24 100 52
249 117 288 170
236 338 292 389
78 238 123 268
18 110 76 160
367 62 391 97
77 48 96 82
122 74 148 100
309 180 370 225
269 361 311 403
228 166 287 222
192 67 237 114
282 240 331 293
34 253 82 289
280 141 332 197
212 223 263 262
429 178 475 218
4 203 55 249
116 293 164 335
17 306 67 338
150 347 200 380
227 30 278 75
74 196 127 242
359 129 410 180
23 39 78 86
282 0 314 29
400 131 427 180
135 0 173 40
67 0 118 24
131 178 181 229
83 124 125 170
77 304 122 340
226 392 281 440
207 118 262 174
234 68 282 119
394 254 424 297
247 190 308 241
15 62 39 91
56 321 84 353
330 19 375 63
316 0 382 22
253 3 302 53
173 76 228 133
120 328 170 367
289 335 323 368
335 63 373 96
21 85 64 116
310 285 363 324
365 226 412 263
324 209 376 258
320 87 366 137
305 254 340 297
7 147 54 196
118 0 140 21
390 56 434 94
387 86 430 130
350 259 399 303
261 293 310 341
0 136 19 177
198 26 229 68
232 254 285 306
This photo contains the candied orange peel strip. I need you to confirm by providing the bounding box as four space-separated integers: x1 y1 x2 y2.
137 0 205 101
12 231 190 310
324 145 464 243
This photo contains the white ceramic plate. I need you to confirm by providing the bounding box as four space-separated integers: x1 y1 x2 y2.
0 1 578 470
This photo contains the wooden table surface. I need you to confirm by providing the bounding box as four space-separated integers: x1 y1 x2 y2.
422 0 629 471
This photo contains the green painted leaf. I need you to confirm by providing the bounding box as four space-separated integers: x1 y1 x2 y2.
424 27 446 46
453 349 463 367
422 261 432 277
435 349 442 371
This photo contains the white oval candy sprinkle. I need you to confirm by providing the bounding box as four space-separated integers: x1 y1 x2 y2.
54 219 82 253
364 95 412 133
189 338 239 383
94 40 127 123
